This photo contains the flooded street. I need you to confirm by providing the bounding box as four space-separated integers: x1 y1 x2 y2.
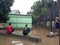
0 27 59 45
0 0 59 45
0 35 40 45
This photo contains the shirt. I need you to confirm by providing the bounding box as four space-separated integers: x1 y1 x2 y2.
55 17 59 22
7 25 12 33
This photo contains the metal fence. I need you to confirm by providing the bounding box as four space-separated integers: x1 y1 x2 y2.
4 14 32 29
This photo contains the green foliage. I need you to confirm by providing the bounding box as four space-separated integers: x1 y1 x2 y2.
0 0 14 23
41 7 48 14
31 0 57 16
47 1 54 8
31 1 42 15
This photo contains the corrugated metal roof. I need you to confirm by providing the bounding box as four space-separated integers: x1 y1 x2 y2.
9 10 20 14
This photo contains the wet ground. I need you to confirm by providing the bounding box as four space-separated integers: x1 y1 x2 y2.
0 27 59 45
0 35 40 45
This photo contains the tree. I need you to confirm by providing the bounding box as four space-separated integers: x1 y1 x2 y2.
31 0 57 17
31 1 42 15
0 0 14 23
27 11 32 14
31 0 57 27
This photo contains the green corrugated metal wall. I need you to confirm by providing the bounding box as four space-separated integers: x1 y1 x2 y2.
4 14 32 29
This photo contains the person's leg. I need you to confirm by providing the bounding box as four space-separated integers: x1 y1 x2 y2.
12 29 14 32
56 29 59 34
7 32 9 35
57 23 59 34
55 22 59 34
56 26 59 34
23 30 27 36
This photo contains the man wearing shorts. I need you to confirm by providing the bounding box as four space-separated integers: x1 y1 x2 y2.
55 15 60 34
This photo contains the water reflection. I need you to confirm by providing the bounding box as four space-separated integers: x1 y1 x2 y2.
15 43 23 45
12 40 23 45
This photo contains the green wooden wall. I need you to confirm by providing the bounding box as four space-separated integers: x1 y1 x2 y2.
4 14 32 29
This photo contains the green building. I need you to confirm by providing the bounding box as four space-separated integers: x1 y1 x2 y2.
4 10 32 29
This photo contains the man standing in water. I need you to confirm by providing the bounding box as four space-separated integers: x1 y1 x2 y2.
55 15 60 34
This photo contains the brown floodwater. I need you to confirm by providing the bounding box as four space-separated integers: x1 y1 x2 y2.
0 27 59 45
0 35 40 45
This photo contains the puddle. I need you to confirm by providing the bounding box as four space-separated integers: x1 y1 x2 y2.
12 40 21 44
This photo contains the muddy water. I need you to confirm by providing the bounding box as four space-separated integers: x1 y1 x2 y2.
0 27 59 45
13 27 59 45
0 35 40 45
34 27 59 45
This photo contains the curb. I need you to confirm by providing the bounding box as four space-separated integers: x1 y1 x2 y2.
0 32 41 42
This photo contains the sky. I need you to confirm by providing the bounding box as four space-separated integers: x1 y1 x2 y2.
11 0 38 14
11 0 57 14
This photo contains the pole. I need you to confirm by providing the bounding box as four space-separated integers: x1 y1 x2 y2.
50 1 55 32
51 11 52 32
50 4 53 32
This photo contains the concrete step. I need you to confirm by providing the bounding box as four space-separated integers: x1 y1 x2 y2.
0 32 41 42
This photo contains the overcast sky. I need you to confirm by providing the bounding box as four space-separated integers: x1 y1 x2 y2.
11 0 57 14
11 0 38 14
